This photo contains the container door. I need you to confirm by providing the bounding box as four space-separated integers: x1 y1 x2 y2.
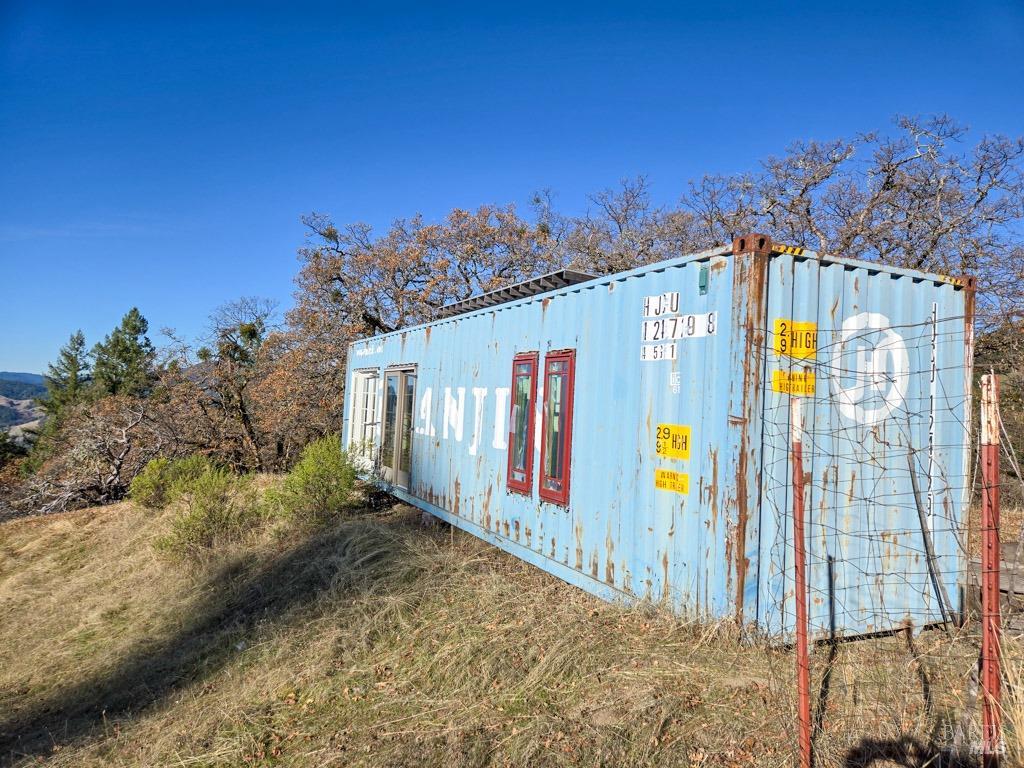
382 368 416 489
758 254 966 639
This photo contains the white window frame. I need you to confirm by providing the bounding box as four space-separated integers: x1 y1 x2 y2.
350 370 381 460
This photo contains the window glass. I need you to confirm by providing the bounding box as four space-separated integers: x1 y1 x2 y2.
359 374 378 443
539 351 574 505
382 373 399 463
350 372 379 458
511 365 532 475
543 366 565 489
507 353 537 494
400 374 415 473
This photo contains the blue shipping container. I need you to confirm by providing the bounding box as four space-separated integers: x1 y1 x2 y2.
343 235 974 639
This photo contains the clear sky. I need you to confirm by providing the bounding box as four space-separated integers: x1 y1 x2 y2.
1 1 1022 374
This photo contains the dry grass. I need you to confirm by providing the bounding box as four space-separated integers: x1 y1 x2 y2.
0 491 1019 767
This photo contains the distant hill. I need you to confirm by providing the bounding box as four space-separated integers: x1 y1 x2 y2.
0 372 44 385
0 373 46 429
0 378 46 401
0 395 43 430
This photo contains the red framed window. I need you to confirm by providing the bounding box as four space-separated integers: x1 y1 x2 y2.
539 349 575 505
507 352 538 494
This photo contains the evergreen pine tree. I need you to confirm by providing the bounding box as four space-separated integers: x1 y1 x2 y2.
91 308 155 397
41 330 90 418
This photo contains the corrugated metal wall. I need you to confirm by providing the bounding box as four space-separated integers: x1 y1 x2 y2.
344 247 971 638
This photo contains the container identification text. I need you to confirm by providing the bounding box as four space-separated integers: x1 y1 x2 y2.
642 312 717 343
640 343 677 362
643 291 680 317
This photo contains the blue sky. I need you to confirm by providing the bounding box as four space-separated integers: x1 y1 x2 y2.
1 1 1022 374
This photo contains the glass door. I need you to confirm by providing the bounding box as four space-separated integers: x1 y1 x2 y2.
381 368 416 489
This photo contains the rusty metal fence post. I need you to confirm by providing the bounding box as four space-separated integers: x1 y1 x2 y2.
791 397 812 768
980 374 1002 765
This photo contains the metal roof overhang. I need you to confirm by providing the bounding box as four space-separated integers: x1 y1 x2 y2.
437 269 597 319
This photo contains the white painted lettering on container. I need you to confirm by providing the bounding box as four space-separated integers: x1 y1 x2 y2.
443 387 465 441
492 387 509 449
468 387 487 455
416 387 435 436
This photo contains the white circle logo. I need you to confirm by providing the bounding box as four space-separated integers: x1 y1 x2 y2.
830 312 909 425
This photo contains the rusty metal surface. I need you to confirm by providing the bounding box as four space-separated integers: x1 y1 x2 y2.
344 244 971 638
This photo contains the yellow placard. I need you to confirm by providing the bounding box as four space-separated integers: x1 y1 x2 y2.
773 319 818 359
655 469 689 494
772 370 816 396
655 423 691 460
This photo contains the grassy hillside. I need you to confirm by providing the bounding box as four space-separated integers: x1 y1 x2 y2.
0 489 1021 767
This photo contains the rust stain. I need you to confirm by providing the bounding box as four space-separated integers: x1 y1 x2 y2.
482 485 492 530
453 478 460 517
605 526 615 584
513 519 520 541
424 325 431 344
550 536 556 558
502 520 510 537
730 250 768 624
541 297 551 314
708 448 719 523
524 525 532 547
662 550 670 599
590 550 599 579
724 522 734 587
574 523 583 570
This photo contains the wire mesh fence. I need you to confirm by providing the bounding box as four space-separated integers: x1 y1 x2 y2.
753 310 1018 766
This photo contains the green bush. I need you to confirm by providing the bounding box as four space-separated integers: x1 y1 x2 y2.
270 435 358 525
131 455 217 509
155 466 259 556
130 458 173 508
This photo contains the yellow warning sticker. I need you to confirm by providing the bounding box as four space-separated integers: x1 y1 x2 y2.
773 319 818 359
772 370 816 396
655 423 691 460
655 469 689 494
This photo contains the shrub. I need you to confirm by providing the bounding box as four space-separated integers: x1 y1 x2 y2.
131 455 217 509
129 458 172 508
165 455 218 499
270 435 357 525
155 466 259 556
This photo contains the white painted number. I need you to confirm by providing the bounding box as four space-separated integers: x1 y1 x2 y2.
641 343 678 362
641 312 718 343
